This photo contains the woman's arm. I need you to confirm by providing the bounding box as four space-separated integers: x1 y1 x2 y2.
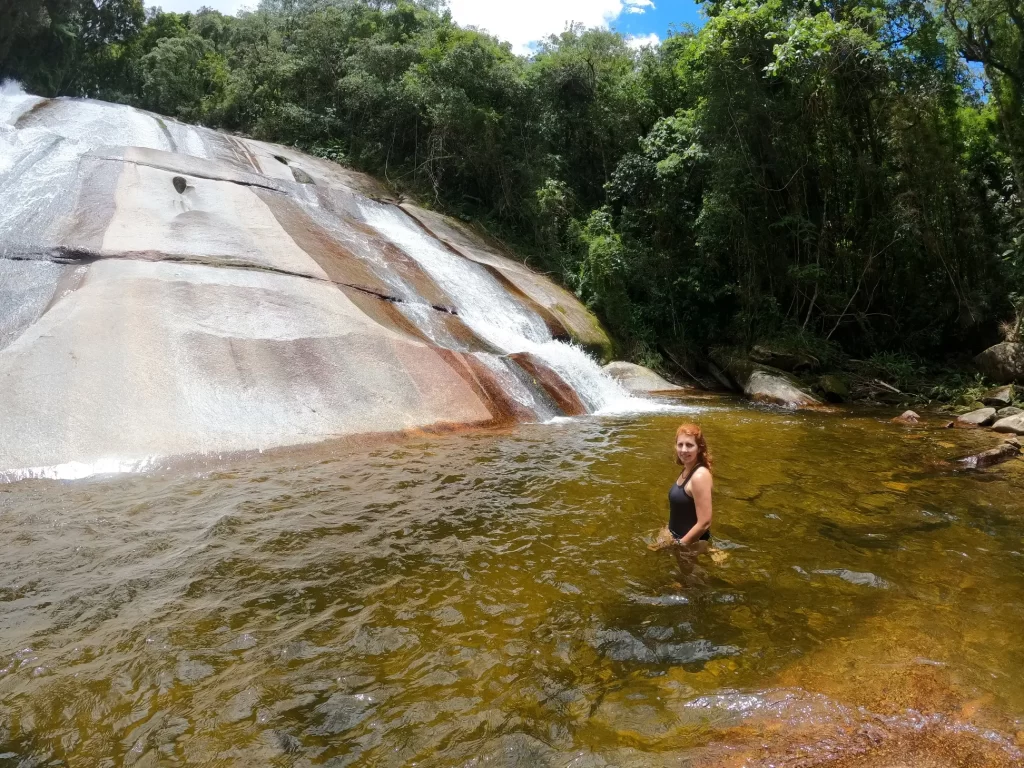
678 468 713 545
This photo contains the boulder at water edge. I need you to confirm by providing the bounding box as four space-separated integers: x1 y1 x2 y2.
956 407 998 427
745 371 822 409
711 350 821 409
0 93 616 479
992 414 1024 436
981 384 1015 407
974 343 1024 384
602 361 685 394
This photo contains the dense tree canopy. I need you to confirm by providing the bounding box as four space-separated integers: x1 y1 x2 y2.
2 0 1021 369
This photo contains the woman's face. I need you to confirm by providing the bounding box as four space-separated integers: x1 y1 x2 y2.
676 434 699 465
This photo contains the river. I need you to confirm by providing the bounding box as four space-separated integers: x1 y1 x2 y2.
1 399 1022 766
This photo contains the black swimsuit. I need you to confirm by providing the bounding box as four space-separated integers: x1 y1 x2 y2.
668 466 711 541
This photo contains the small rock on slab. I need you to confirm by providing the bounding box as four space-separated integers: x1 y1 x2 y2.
981 384 1015 407
956 407 997 427
892 410 920 424
956 439 1021 469
997 406 1023 418
992 413 1024 435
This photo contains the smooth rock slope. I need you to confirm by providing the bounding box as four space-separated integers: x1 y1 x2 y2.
0 91 630 480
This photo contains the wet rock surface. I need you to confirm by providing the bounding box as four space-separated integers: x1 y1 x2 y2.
602 361 685 393
955 438 1021 469
956 407 997 427
992 413 1024 435
0 93 630 479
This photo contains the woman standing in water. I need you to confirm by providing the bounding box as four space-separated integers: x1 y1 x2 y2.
661 423 713 550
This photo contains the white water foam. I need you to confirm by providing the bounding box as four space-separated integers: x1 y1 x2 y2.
0 80 44 126
2 456 159 482
358 200 682 416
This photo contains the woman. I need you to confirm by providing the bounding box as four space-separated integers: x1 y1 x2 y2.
664 423 713 549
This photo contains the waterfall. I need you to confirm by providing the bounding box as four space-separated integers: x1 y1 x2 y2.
357 200 667 415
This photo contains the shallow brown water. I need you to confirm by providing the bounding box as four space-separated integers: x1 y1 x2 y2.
1 400 1023 766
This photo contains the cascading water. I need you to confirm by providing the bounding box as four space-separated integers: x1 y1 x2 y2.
0 88 687 481
357 200 670 415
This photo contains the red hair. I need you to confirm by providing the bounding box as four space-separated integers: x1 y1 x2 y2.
675 423 713 471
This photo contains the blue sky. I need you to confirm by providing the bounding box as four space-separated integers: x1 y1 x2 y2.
149 1 706 54
610 0 705 47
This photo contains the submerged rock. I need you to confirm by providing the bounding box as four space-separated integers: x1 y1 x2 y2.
601 361 684 394
814 569 890 589
956 438 1021 469
974 342 1024 384
956 407 997 427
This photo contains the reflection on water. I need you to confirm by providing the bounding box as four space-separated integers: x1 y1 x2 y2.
1 401 1023 766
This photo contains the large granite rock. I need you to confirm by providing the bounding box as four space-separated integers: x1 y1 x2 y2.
0 93 620 479
992 414 1024 435
974 342 1024 384
602 361 684 394
956 407 998 427
711 350 821 409
981 384 1015 407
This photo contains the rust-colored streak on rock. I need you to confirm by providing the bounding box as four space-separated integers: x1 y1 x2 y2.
253 188 396 297
509 352 587 416
335 286 430 343
390 204 572 340
434 349 533 428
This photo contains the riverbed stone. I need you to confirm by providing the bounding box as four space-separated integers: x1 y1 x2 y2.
602 361 684 393
997 406 1023 418
892 410 920 424
992 413 1024 435
974 342 1024 384
956 438 1021 469
981 384 1015 407
956 407 997 427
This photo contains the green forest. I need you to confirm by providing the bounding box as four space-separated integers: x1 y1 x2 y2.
2 0 1022 385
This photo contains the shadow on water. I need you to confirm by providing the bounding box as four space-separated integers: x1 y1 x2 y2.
0 404 1022 765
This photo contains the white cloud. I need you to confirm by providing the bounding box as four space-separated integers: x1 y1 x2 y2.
624 0 655 13
446 0 654 54
624 32 660 49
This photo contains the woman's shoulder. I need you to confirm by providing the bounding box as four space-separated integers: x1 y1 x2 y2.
691 465 713 483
